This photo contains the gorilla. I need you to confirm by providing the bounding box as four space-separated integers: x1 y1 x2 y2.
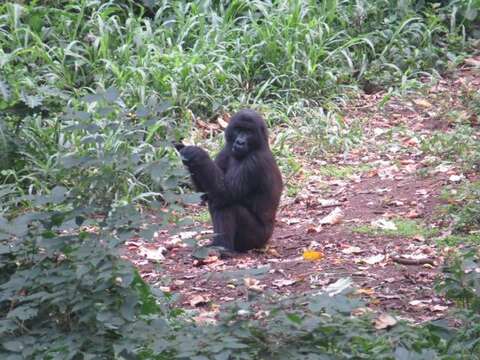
177 109 283 252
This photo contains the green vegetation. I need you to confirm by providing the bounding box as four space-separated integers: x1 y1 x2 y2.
1 0 480 358
421 124 480 169
441 181 480 233
354 218 439 238
437 233 480 246
319 163 372 179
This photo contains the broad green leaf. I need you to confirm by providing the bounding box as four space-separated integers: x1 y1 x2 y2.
20 92 42 108
105 87 120 102
0 78 10 101
2 340 23 352
7 305 38 321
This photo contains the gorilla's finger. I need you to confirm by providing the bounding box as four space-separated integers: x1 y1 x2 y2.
172 141 185 151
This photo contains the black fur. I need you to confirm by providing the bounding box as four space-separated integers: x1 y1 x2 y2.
179 109 283 251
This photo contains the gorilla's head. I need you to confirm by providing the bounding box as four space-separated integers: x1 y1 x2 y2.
225 109 269 159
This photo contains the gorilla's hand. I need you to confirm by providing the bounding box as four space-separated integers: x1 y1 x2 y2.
179 145 210 166
173 141 185 151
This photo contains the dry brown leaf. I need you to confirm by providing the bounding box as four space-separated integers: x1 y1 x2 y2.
431 305 449 312
374 313 397 330
217 116 229 129
404 137 420 147
342 246 363 255
138 246 166 261
413 234 425 242
190 294 209 307
409 299 429 308
465 57 480 67
319 207 344 225
371 219 397 231
406 209 421 219
356 288 375 296
449 174 465 183
363 254 385 265
244 277 265 292
351 307 371 317
318 198 341 207
413 99 432 108
404 163 418 173
266 247 281 257
306 225 322 234
272 278 297 288
193 311 218 325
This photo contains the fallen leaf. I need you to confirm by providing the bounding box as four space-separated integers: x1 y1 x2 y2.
272 278 297 288
319 207 344 225
266 247 281 257
378 165 399 179
406 209 421 219
413 235 425 242
449 174 465 183
371 219 397 231
139 246 166 261
322 277 353 296
303 250 324 261
356 288 375 296
351 307 371 317
374 313 397 330
178 231 198 240
217 116 229 129
244 277 265 292
434 163 454 173
404 163 418 173
363 254 385 265
283 217 301 225
465 57 480 67
342 246 363 255
409 300 428 308
306 225 322 234
193 311 217 325
415 189 428 196
413 99 432 108
318 198 341 207
190 295 209 307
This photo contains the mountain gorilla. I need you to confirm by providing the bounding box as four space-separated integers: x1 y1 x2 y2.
177 109 283 252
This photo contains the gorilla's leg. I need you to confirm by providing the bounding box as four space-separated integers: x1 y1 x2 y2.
232 206 270 251
209 204 268 252
209 204 236 249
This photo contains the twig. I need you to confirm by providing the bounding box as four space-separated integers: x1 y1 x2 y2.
391 256 435 266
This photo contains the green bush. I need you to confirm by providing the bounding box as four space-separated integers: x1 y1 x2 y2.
442 181 480 233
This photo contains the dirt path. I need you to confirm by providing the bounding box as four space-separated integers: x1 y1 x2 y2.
126 61 480 323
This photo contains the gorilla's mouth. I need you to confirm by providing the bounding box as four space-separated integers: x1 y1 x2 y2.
232 145 247 157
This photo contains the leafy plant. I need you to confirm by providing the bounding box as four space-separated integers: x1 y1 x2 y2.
354 218 439 238
437 247 480 312
421 125 480 170
441 181 480 233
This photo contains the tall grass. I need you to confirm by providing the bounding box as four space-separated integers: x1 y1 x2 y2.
0 0 473 200
0 1 466 116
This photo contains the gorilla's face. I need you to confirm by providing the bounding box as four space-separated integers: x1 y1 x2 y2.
230 127 254 158
226 109 268 159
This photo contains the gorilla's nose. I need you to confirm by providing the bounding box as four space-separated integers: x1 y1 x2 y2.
235 138 245 146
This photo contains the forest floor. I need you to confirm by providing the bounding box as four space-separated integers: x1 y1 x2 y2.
125 58 480 324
